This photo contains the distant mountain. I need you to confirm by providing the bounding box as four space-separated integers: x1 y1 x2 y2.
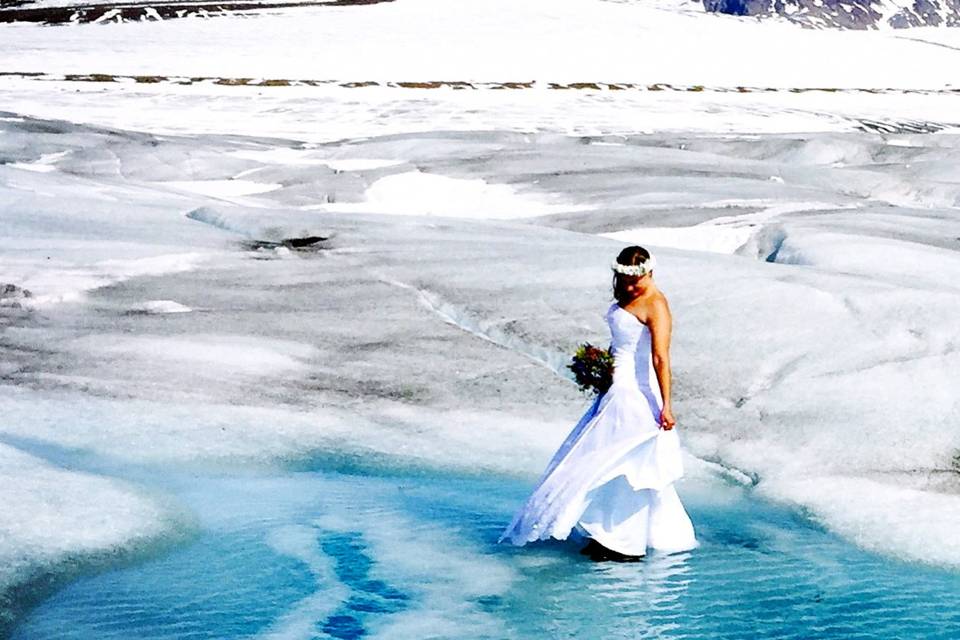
702 0 960 28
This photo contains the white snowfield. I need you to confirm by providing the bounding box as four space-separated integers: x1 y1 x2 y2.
2 0 960 621
1 0 960 90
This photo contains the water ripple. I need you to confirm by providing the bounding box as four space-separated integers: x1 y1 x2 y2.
11 471 960 639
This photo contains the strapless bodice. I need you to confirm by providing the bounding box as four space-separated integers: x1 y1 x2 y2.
605 302 663 411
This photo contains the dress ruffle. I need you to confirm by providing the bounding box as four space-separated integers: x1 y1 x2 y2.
499 388 694 553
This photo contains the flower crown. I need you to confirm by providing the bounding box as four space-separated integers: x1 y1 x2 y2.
610 255 656 277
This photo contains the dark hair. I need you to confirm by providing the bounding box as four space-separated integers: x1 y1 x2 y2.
611 245 651 303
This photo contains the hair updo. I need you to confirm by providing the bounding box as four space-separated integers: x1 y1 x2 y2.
612 245 652 303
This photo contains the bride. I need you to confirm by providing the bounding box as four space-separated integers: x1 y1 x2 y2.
499 245 697 561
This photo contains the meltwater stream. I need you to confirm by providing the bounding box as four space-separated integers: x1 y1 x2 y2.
10 461 960 640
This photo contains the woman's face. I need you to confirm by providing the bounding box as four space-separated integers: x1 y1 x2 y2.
619 273 651 301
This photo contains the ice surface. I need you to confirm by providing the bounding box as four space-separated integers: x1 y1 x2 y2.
0 443 178 631
3 112 960 588
321 159 406 172
603 202 852 254
764 476 960 567
163 179 283 201
3 0 960 626
4 252 215 305
4 79 960 145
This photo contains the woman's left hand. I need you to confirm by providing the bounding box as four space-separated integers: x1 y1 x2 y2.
660 408 676 430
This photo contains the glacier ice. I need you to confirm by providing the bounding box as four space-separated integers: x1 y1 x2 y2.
2 92 960 632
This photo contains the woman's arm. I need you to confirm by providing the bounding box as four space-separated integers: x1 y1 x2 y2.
648 295 676 430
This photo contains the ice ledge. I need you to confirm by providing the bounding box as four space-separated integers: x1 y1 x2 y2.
0 442 186 634
761 474 960 567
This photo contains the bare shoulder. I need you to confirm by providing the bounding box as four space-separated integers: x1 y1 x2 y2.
646 291 671 320
647 292 672 350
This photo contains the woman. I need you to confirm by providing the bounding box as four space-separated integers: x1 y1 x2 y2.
499 245 697 561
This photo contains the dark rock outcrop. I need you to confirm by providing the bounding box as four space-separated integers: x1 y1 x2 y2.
0 284 32 308
703 0 960 28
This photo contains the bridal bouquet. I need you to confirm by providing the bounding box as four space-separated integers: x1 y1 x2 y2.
568 343 614 396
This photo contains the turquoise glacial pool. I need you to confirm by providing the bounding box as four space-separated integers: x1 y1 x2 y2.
11 468 960 639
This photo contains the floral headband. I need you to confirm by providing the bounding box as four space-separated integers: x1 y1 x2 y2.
610 255 656 277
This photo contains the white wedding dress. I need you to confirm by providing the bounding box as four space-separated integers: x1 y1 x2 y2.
499 302 698 556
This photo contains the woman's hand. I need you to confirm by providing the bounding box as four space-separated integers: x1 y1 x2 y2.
660 407 676 430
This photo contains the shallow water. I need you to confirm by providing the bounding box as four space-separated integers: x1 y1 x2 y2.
11 464 960 640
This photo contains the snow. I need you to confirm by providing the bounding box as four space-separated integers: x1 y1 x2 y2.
2 0 960 89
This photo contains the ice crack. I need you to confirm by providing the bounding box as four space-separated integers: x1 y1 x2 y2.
379 277 574 383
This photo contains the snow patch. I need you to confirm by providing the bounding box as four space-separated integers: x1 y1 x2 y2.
7 151 71 173
316 171 593 219
604 224 756 255
0 252 213 305
129 300 192 314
